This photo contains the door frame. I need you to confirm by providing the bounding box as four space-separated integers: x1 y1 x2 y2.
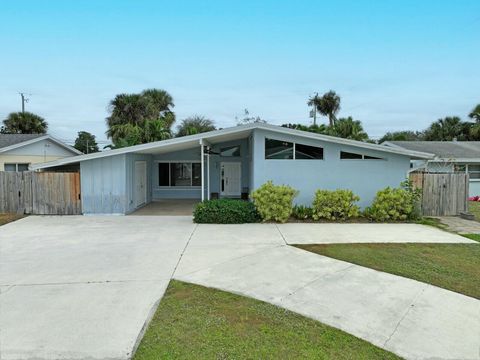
220 161 242 197
134 160 147 207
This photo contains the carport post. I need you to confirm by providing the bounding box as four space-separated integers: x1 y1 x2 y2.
200 141 205 201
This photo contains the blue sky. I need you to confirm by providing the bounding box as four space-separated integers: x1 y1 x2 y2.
0 0 478 144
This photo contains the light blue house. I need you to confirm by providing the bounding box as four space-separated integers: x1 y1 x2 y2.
32 123 432 215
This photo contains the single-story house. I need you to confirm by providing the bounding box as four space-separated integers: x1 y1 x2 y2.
31 123 432 215
0 134 82 171
382 141 480 197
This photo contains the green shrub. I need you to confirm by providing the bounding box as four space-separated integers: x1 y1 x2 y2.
292 205 313 220
365 181 422 222
193 199 260 224
312 189 360 221
251 181 298 223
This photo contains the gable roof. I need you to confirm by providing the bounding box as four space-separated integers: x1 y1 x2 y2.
383 141 480 160
0 134 82 155
31 123 434 170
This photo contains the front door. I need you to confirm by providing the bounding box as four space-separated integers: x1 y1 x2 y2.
221 162 241 197
134 161 147 207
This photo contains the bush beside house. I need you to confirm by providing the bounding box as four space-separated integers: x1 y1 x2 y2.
251 181 298 223
193 180 422 224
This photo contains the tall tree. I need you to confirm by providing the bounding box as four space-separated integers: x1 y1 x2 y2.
379 130 424 143
176 115 216 137
327 117 369 141
106 89 175 146
310 90 341 127
469 104 480 123
1 112 48 134
424 116 470 141
74 131 99 154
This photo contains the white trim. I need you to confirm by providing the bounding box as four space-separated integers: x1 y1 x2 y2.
31 123 434 170
201 143 205 201
0 135 82 155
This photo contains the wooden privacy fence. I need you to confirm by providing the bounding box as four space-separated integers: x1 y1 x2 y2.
410 172 469 216
0 171 81 215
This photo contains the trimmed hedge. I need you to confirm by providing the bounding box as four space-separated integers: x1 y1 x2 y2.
193 199 260 224
312 189 360 221
251 181 298 223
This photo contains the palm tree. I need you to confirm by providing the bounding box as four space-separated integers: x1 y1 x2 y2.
379 131 424 143
469 104 480 123
176 116 216 137
328 117 369 141
310 91 341 127
424 116 469 141
74 131 99 154
105 88 175 146
2 112 48 134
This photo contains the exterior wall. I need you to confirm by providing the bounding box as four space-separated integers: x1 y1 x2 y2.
252 129 411 208
0 139 78 170
470 181 480 197
125 153 153 213
80 154 128 214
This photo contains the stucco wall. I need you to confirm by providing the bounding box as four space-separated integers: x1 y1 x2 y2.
80 154 128 214
251 129 411 208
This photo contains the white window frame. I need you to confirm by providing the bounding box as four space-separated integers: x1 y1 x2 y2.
155 160 202 188
4 163 30 172
339 151 385 161
264 138 324 160
466 164 480 181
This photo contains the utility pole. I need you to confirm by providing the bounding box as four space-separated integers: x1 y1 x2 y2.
309 92 318 126
19 93 29 113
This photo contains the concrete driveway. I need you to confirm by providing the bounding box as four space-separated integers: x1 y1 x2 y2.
0 216 196 360
0 217 478 360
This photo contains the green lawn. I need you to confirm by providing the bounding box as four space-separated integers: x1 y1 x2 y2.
0 213 23 226
295 243 480 299
469 201 480 221
134 280 401 360
462 233 480 242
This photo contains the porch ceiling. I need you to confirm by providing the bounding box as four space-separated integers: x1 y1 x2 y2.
134 129 252 155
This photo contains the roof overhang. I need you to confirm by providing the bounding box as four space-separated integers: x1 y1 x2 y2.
31 123 434 170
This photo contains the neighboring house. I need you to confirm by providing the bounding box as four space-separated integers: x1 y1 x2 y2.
32 123 432 215
383 141 480 197
0 134 82 171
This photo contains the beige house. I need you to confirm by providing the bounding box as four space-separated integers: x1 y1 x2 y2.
0 134 82 171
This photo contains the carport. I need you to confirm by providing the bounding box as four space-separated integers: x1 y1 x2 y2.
129 199 198 216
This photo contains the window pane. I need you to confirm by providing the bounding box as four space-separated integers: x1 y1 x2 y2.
4 164 16 172
265 138 293 159
470 173 480 179
17 164 29 171
192 163 201 186
170 163 192 186
468 165 480 172
364 155 383 160
158 163 169 186
221 146 240 157
340 151 363 159
295 143 323 159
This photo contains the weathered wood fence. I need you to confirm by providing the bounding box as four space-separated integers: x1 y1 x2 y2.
0 171 81 215
410 172 469 216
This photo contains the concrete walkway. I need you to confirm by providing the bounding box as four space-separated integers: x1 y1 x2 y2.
0 217 478 360
434 216 480 234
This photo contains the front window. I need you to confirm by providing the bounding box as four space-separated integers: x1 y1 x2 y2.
340 151 383 160
265 138 293 159
468 165 480 179
158 162 201 187
4 163 29 172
